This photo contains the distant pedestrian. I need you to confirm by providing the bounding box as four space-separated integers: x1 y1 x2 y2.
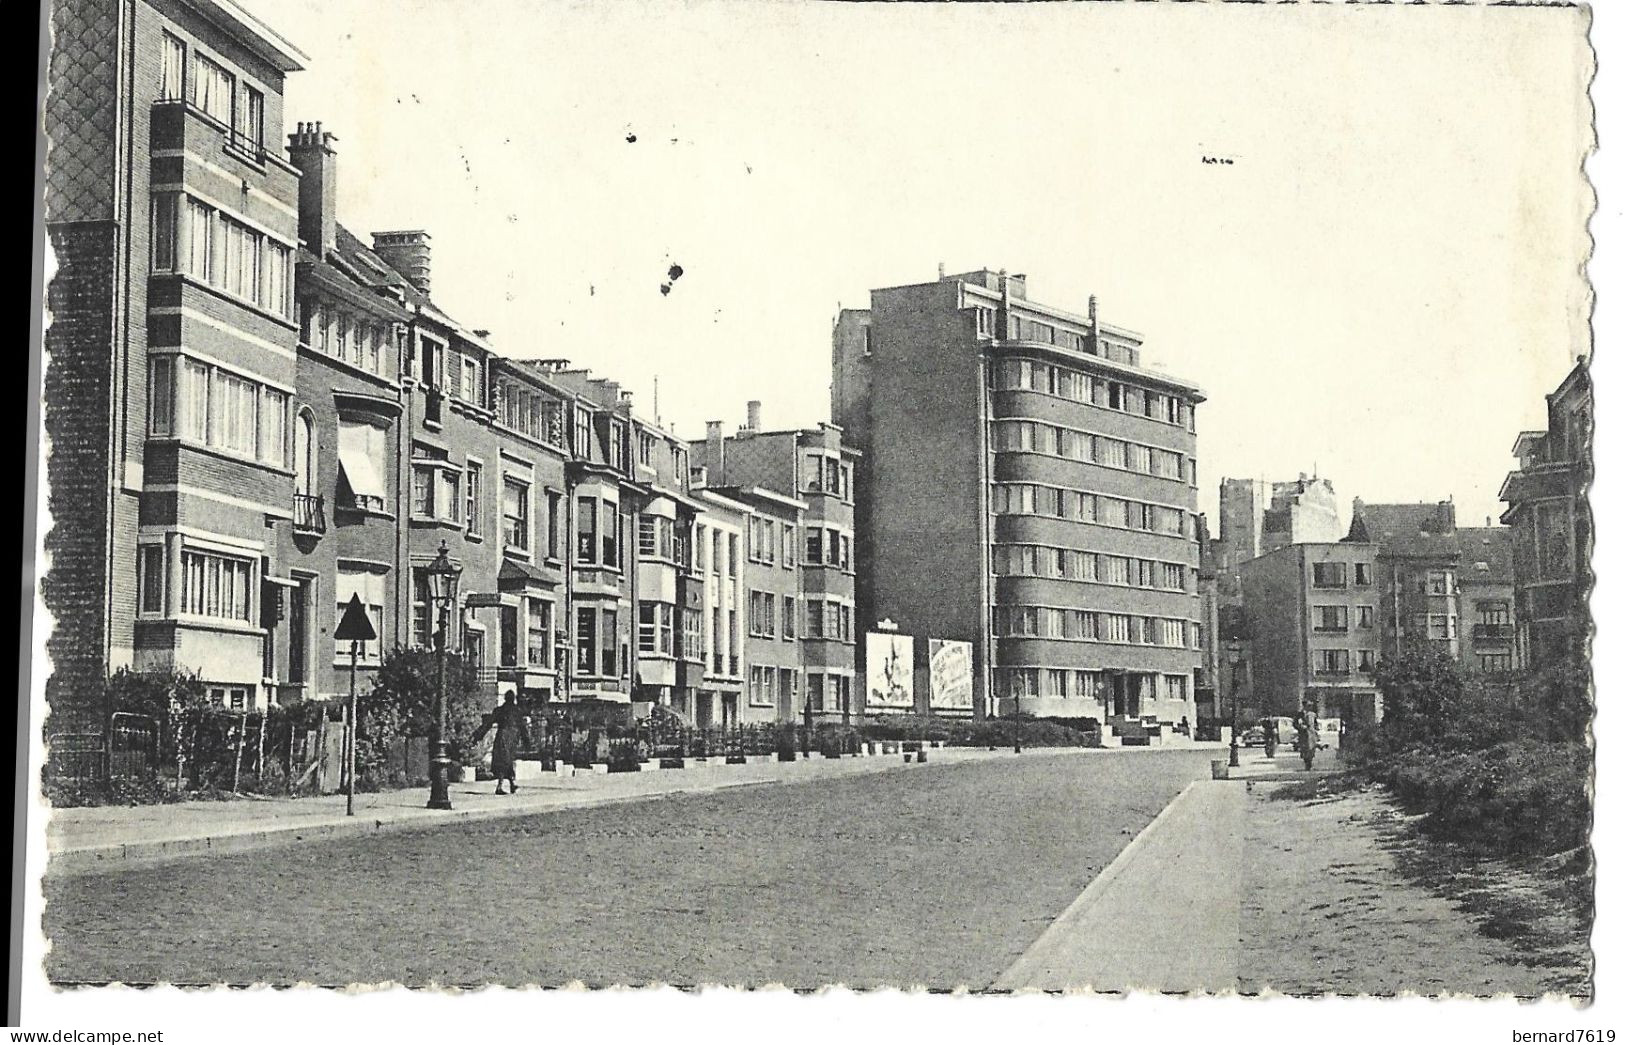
1263 718 1278 758
473 690 532 795
1295 701 1319 770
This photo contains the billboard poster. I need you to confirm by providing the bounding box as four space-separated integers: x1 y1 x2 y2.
865 632 915 711
928 639 974 712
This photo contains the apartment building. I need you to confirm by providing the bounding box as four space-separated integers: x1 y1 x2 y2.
1346 500 1519 675
689 405 860 720
1500 360 1592 671
731 486 807 725
1240 542 1383 724
691 488 747 728
831 269 1204 726
43 0 307 711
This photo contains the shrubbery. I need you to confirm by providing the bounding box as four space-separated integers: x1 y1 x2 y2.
1353 651 1592 856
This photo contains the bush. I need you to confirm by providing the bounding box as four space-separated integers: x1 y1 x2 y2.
1372 740 1590 855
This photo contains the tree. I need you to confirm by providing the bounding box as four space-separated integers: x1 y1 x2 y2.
1372 649 1465 746
365 648 487 767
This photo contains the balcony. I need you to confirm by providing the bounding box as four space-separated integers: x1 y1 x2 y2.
1314 667 1352 677
292 493 326 535
1312 624 1349 634
1473 623 1513 642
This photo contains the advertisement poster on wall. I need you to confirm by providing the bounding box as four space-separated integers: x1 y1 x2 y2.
927 639 973 714
865 632 915 712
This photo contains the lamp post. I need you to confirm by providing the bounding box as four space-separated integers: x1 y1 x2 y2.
1227 641 1241 768
424 539 462 811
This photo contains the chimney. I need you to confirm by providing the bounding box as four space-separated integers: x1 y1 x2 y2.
372 230 432 295
937 262 946 280
745 400 762 432
287 121 338 258
705 420 725 483
1088 295 1099 337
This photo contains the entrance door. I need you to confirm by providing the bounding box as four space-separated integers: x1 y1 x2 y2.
287 577 310 689
721 693 738 728
695 693 714 730
1111 674 1127 718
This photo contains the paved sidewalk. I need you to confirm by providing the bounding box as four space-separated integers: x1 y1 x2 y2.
49 744 1206 874
993 779 1243 993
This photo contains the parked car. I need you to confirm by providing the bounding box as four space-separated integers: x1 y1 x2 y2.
1241 726 1267 747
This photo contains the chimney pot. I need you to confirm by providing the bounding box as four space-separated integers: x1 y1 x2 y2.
746 400 762 432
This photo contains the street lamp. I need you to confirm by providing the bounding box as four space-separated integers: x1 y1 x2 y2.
1226 641 1242 769
424 539 462 811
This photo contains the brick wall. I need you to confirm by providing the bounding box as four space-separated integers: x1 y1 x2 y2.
43 222 119 709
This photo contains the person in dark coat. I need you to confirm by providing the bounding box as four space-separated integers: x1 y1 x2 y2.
473 690 532 795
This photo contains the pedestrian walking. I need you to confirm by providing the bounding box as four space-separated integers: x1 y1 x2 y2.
472 690 532 795
1263 717 1278 758
1295 700 1319 770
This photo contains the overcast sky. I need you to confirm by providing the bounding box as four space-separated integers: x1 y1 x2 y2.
241 0 1592 526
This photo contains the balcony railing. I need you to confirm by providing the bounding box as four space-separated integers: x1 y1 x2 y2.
1312 624 1349 634
225 127 267 165
293 493 326 534
1314 666 1352 677
1473 623 1513 641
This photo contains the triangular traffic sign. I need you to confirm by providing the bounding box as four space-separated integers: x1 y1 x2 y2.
335 592 377 642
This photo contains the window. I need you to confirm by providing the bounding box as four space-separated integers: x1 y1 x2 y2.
411 465 435 518
1313 606 1349 632
258 388 287 466
504 478 531 551
749 666 776 708
1357 649 1378 673
749 591 776 638
410 569 432 649
682 607 701 660
337 418 389 512
137 544 165 615
573 407 593 459
600 609 618 676
1536 502 1572 579
602 500 619 567
638 431 655 467
191 51 234 125
465 461 483 536
638 515 675 561
805 526 823 564
727 534 738 577
1477 600 1510 626
210 369 257 456
151 195 177 271
239 85 264 150
460 355 480 405
160 33 186 99
782 523 796 568
527 598 553 668
781 595 797 639
839 534 852 572
1314 649 1351 676
1428 615 1457 640
807 673 826 712
609 423 625 471
1356 605 1375 630
1311 562 1348 589
1427 571 1454 596
534 490 556 558
1354 562 1372 586
176 547 251 622
1479 652 1513 673
575 606 596 675
638 602 674 656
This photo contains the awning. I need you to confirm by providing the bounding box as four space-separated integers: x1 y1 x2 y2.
337 443 386 500
497 557 557 591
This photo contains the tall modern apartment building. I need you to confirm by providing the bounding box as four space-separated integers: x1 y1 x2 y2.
43 0 307 710
832 269 1204 725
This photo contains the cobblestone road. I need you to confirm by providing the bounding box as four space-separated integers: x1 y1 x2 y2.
45 749 1212 989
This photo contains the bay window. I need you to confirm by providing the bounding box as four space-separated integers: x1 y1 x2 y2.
179 547 252 622
576 495 597 563
336 418 389 512
528 598 553 668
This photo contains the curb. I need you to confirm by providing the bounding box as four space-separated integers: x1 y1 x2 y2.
992 779 1208 991
47 745 1205 876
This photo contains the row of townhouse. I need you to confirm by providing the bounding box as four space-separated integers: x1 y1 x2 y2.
40 0 857 726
